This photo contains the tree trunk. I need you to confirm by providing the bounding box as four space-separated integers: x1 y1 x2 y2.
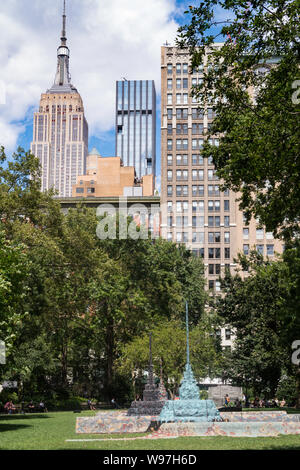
296 367 300 408
105 316 114 399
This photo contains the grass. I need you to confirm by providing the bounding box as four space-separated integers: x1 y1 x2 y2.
0 411 300 450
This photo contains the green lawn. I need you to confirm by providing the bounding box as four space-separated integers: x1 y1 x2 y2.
0 411 300 450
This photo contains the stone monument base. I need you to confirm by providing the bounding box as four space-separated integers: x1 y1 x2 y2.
76 411 158 434
127 400 165 417
153 420 300 437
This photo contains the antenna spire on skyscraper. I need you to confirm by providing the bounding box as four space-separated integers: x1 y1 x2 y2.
61 0 67 45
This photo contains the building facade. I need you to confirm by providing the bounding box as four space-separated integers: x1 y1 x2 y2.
160 45 283 297
72 147 154 198
31 3 88 198
116 80 156 181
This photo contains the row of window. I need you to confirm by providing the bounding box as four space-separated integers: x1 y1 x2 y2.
168 182 222 196
167 63 190 74
167 124 217 136
167 154 218 165
167 213 231 227
167 138 218 151
168 169 222 182
243 228 274 240
167 77 204 89
243 244 274 256
168 108 215 120
167 213 230 227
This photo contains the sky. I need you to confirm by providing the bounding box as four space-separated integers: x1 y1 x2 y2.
0 0 228 181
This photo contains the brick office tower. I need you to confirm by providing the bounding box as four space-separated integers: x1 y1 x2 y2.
31 1 88 197
116 80 156 181
160 45 282 300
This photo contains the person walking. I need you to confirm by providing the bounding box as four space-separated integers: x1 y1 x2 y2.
111 398 120 409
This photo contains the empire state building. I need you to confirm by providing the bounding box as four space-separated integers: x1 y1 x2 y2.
31 1 88 197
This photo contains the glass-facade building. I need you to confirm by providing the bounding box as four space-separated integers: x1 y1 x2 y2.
116 80 156 179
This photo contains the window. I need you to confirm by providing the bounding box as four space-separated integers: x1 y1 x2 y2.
224 200 230 211
167 124 172 135
192 185 204 196
225 247 230 259
176 63 181 74
243 244 249 255
176 108 188 119
224 216 230 227
176 154 188 165
176 78 181 89
167 108 172 120
176 139 188 150
183 78 188 88
167 201 173 212
192 154 204 165
192 108 204 119
225 329 231 340
167 139 173 150
192 232 205 243
183 63 188 74
209 280 214 290
76 188 84 194
167 94 172 104
167 64 173 74
215 281 221 292
167 170 173 181
176 94 181 104
256 228 264 239
87 188 95 194
256 244 264 255
167 154 173 166
167 185 173 196
176 123 188 135
267 244 274 256
167 79 172 89
176 232 182 242
224 232 230 243
266 232 274 239
243 228 249 239
192 123 204 135
183 93 188 104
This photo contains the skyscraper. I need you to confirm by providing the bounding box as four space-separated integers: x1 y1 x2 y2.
116 80 156 181
31 1 88 197
160 45 283 291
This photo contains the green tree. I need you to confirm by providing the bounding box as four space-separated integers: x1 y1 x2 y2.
178 0 300 239
215 252 298 399
0 227 29 360
117 318 220 398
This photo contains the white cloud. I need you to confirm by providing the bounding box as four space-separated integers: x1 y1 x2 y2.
0 0 179 152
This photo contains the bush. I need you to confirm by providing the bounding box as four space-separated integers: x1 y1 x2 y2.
200 390 208 400
0 390 19 409
276 375 298 406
